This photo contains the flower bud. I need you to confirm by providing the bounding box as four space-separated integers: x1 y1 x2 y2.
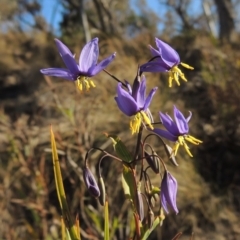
98 177 106 206
83 167 100 198
137 191 144 222
147 209 154 229
144 151 160 174
160 171 178 214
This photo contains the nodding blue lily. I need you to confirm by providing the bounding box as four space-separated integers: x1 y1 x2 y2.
40 38 116 91
115 75 157 134
140 38 194 87
153 106 202 157
83 167 100 198
161 171 178 214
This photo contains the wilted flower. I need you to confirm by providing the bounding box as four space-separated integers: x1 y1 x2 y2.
40 38 115 91
83 167 100 198
161 171 178 214
115 76 157 134
153 106 202 157
140 38 194 87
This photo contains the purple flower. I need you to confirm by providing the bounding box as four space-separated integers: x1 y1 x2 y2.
140 38 194 87
153 106 202 157
115 76 157 134
40 38 115 91
161 171 178 214
83 167 100 198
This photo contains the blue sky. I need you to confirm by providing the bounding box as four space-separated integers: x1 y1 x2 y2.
40 0 64 34
40 0 203 35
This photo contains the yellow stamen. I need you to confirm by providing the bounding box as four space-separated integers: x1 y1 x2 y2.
168 62 194 87
76 76 96 92
172 142 180 156
180 62 194 70
185 135 203 145
170 134 202 157
183 142 193 157
140 111 153 130
130 111 153 134
130 113 141 134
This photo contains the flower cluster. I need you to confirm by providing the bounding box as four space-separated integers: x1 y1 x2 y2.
44 36 203 233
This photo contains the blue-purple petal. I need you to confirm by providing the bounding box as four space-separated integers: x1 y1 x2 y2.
140 61 170 73
143 87 158 110
155 38 180 67
79 38 99 73
173 106 189 134
54 39 79 75
40 68 75 81
149 45 161 58
135 75 146 108
55 38 73 55
186 111 192 123
161 171 178 214
90 53 116 76
161 191 169 213
115 83 139 116
153 128 178 142
160 112 179 136
125 80 132 94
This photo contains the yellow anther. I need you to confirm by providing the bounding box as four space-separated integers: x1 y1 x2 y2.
170 134 202 157
90 80 96 88
168 62 193 87
183 142 193 157
130 113 141 134
180 62 194 70
168 75 174 87
141 111 153 130
130 111 153 134
185 135 203 145
172 142 180 156
76 76 96 92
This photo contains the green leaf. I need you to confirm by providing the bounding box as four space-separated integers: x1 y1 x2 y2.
104 201 110 240
141 209 165 240
121 164 137 209
51 127 80 240
106 134 132 163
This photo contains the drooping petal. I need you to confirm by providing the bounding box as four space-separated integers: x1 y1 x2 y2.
161 189 169 213
153 128 178 142
160 112 179 136
173 106 189 134
135 75 146 108
40 68 75 81
143 87 158 110
155 38 180 67
115 83 139 116
54 39 79 75
140 61 170 73
79 38 99 73
90 53 116 76
83 167 100 198
160 171 178 214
